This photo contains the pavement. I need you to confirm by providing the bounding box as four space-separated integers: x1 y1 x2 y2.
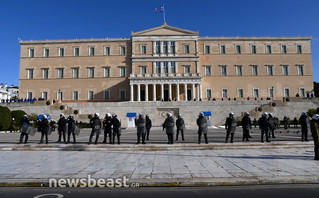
0 126 318 187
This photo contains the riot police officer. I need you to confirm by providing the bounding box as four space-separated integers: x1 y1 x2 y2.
163 113 175 144
135 114 146 144
67 115 76 144
112 114 121 144
145 114 152 140
258 112 270 143
299 112 310 142
241 112 252 141
268 113 276 139
39 115 49 144
197 112 208 144
225 112 237 143
103 113 113 144
19 115 30 144
176 114 185 141
57 113 67 143
88 113 101 145
310 114 319 160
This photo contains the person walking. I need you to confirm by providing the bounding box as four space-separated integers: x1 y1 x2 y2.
241 112 252 141
88 113 101 145
163 113 175 144
176 114 185 141
310 114 319 160
145 115 152 140
258 112 270 143
225 112 237 143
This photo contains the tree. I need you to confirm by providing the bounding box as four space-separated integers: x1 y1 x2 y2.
11 110 27 127
0 106 12 131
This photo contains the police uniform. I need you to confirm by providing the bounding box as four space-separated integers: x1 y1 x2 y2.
135 115 146 144
163 114 175 144
197 113 208 144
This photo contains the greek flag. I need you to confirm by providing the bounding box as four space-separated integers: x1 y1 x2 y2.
155 6 164 13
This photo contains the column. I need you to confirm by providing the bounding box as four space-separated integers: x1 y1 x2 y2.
132 62 135 75
196 61 199 74
168 83 172 100
145 84 148 102
160 41 164 55
161 84 164 100
168 62 171 74
197 84 200 100
192 84 195 100
130 84 134 102
153 84 156 101
195 40 199 56
199 84 202 100
160 62 163 75
153 62 156 74
137 84 141 102
176 84 180 101
184 84 188 101
153 41 156 54
167 40 171 54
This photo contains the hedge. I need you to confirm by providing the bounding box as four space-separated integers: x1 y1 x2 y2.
11 110 27 127
308 109 317 118
0 106 12 131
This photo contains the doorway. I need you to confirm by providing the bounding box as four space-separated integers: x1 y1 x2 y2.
141 90 145 101
164 89 169 101
187 89 192 101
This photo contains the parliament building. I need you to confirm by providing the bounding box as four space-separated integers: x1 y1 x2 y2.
19 23 314 102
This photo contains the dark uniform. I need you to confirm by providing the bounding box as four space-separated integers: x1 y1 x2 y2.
145 115 152 140
39 117 49 144
268 114 276 139
112 115 121 144
225 114 237 143
299 114 310 142
310 115 319 160
57 116 67 143
102 115 113 144
135 115 146 144
258 114 270 143
197 113 208 144
241 114 252 141
176 116 185 141
19 116 30 144
88 115 101 144
67 116 76 144
163 114 175 144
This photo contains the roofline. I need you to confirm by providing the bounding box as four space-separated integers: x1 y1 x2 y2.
199 36 312 41
19 38 131 45
131 23 199 36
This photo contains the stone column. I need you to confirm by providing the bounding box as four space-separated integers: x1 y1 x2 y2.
153 62 156 74
168 83 172 100
197 84 200 100
137 84 141 102
176 84 180 101
160 62 163 74
184 84 188 101
196 61 199 74
130 84 134 102
153 84 156 101
145 84 148 102
192 84 195 100
199 84 202 100
153 41 156 54
132 62 135 75
161 84 164 100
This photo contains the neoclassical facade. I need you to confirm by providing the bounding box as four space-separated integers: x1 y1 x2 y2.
19 23 313 102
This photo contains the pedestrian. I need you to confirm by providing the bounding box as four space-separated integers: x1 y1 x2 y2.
293 117 298 128
299 112 310 142
88 113 101 145
9 118 16 133
225 112 237 143
67 115 77 144
57 114 67 143
311 93 314 98
258 112 270 143
145 114 152 140
268 113 276 139
310 114 319 160
253 118 257 128
163 113 175 144
18 115 30 144
112 114 121 144
39 115 50 144
176 114 185 141
283 116 289 129
274 117 280 129
102 113 112 144
135 114 146 144
241 112 252 141
197 112 208 144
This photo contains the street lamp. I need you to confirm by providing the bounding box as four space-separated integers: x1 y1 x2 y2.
271 86 274 100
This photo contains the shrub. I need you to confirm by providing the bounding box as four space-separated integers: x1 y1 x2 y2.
11 110 27 127
307 109 317 118
0 106 12 131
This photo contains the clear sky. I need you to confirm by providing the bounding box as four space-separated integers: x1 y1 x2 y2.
0 0 318 86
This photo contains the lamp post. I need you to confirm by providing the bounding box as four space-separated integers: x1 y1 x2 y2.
271 86 274 100
58 89 62 101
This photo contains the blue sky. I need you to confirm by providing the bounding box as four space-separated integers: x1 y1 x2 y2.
0 0 318 86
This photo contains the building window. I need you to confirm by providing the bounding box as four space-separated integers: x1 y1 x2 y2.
170 41 176 53
206 89 212 99
72 68 79 78
299 88 305 97
59 47 65 57
236 66 243 76
221 66 227 76
155 41 161 54
57 68 64 79
104 90 110 100
222 89 228 98
183 44 190 54
88 91 94 100
282 65 289 75
170 61 176 73
74 47 80 56
269 87 275 98
104 46 110 55
252 65 258 76
29 48 34 58
88 67 94 78
267 65 274 76
297 65 304 75
27 92 33 99
284 88 290 97
104 67 110 77
220 45 226 54
120 46 126 55
163 41 168 54
184 65 191 74
119 67 126 77
57 91 63 101
204 45 210 54
141 45 147 54
205 66 212 76
73 91 78 100
163 62 168 73
156 62 161 73
27 69 34 79
89 47 95 56
44 48 49 57
140 66 147 75
238 88 244 98
251 45 257 54
42 69 49 79
265 44 272 54
296 44 302 54
253 88 259 98
235 45 241 54
281 44 287 54
42 92 48 100
120 90 126 100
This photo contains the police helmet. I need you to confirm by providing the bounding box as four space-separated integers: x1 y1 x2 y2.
106 113 111 117
269 113 273 118
167 113 172 117
95 113 100 117
199 112 204 117
244 112 249 116
312 114 319 120
302 112 307 116
60 113 64 118
23 114 28 118
262 112 268 117
43 115 47 119
112 114 117 118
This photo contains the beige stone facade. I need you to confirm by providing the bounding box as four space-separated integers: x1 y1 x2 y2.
19 23 313 102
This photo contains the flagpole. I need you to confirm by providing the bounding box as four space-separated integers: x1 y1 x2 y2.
163 4 166 24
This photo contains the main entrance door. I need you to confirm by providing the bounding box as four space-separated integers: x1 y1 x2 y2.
141 90 145 101
187 89 192 101
164 90 169 101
